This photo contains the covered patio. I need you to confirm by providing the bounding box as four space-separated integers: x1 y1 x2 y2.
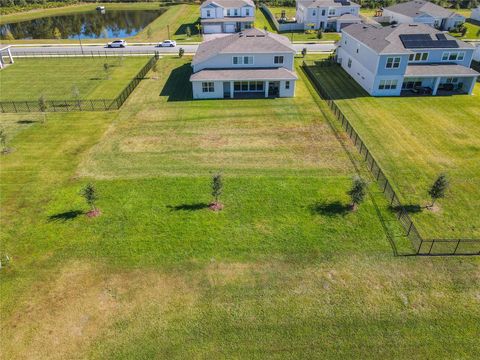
190 68 297 99
402 64 478 96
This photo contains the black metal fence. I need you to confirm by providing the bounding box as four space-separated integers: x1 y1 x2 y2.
0 55 157 113
302 60 480 256
10 49 163 58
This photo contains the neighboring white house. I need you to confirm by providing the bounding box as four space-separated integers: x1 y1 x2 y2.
471 6 480 22
200 0 255 34
296 0 361 31
474 43 480 62
190 29 297 99
383 0 465 31
336 23 478 96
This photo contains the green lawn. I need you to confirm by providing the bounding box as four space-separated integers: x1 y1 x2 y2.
450 19 480 39
0 3 201 44
306 63 480 239
0 57 149 101
1 57 479 358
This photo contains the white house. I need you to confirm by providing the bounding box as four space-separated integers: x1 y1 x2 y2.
200 0 255 34
296 0 361 31
336 23 478 96
471 6 480 22
190 29 297 99
383 0 465 31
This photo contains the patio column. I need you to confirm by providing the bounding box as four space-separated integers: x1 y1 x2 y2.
467 77 476 95
7 47 14 64
230 81 234 99
264 81 269 98
432 77 441 96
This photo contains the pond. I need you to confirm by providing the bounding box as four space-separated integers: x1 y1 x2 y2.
0 9 167 40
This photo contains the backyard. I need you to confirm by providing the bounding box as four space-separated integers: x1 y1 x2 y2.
0 57 149 101
306 63 480 239
0 57 479 358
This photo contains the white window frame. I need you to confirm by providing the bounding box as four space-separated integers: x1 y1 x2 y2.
285 81 290 89
442 51 465 62
232 56 254 65
409 52 429 62
234 81 264 92
227 9 231 16
245 8 250 16
385 57 401 69
202 82 214 93
234 8 238 16
328 8 335 15
347 58 352 68
378 79 398 90
274 55 284 64
206 9 211 17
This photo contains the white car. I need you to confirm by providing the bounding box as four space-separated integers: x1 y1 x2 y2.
107 39 127 48
158 40 176 47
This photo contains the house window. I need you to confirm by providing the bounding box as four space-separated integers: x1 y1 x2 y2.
206 10 211 17
285 81 290 89
409 52 429 62
234 9 238 16
322 10 326 16
328 8 335 15
202 82 214 93
233 81 264 92
385 57 401 69
227 9 231 16
442 51 465 61
313 10 316 16
245 9 250 16
378 79 398 90
347 58 352 68
446 77 459 83
243 56 254 64
356 48 359 54
233 56 240 64
274 56 284 64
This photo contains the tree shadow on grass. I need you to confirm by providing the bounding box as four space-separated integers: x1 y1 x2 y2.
389 204 423 214
166 203 209 211
17 119 38 124
48 210 84 222
309 201 350 217
160 63 193 101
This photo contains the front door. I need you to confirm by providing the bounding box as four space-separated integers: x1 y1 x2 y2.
268 81 280 97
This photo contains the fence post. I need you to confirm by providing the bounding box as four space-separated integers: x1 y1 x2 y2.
453 239 461 254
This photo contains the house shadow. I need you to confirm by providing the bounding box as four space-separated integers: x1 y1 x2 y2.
389 204 423 214
175 20 200 36
166 203 209 211
160 63 193 101
309 201 350 217
48 210 84 222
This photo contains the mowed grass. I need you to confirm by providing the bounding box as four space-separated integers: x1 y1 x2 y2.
307 64 480 238
1 57 479 358
0 57 149 101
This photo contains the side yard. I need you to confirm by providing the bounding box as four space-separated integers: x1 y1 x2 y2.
306 63 480 239
0 57 149 101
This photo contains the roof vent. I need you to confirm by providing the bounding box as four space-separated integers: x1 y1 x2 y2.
409 24 418 27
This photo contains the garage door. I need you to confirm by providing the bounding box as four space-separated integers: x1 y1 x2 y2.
203 24 222 34
225 24 236 33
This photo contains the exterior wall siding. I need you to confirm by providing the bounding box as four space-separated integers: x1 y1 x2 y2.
193 52 295 72
337 46 377 94
192 81 224 99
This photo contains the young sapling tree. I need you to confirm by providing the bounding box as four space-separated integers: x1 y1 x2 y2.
80 183 100 217
427 174 448 208
210 173 224 211
38 95 47 124
347 176 367 211
0 128 8 154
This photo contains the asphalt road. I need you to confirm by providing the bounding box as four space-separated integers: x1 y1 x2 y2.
6 43 336 57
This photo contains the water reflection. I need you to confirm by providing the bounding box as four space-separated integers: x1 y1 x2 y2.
1 9 166 40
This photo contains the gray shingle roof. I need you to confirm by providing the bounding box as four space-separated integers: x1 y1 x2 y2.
201 0 254 8
201 16 254 23
405 64 479 77
298 0 360 8
384 0 459 19
342 23 473 54
192 29 296 66
190 67 298 81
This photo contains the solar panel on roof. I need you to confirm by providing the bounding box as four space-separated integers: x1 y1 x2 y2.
399 34 459 49
436 33 447 40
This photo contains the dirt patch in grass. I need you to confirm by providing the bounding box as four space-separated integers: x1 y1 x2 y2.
1 261 198 360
